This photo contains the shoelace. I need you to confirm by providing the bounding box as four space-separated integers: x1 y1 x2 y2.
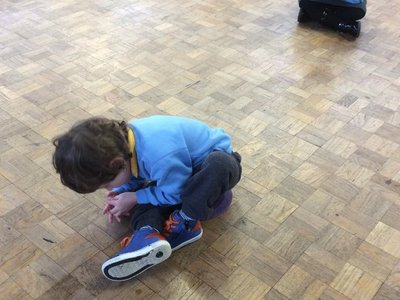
164 215 179 237
120 236 132 248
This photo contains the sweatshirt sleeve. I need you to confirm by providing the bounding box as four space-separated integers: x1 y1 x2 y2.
135 148 192 205
112 177 144 194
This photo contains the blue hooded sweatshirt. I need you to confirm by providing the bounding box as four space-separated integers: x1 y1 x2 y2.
115 115 232 206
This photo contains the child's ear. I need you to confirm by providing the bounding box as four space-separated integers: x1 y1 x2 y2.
109 157 127 170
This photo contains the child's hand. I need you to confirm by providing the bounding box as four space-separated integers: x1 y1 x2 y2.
103 192 137 223
103 191 124 224
103 202 117 224
107 191 118 200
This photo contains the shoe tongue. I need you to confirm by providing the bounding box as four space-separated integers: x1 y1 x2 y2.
174 211 183 221
120 236 131 248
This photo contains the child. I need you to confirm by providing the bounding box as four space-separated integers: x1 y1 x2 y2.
52 115 242 281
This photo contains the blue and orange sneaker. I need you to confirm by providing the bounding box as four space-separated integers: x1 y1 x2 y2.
163 211 203 251
102 227 171 281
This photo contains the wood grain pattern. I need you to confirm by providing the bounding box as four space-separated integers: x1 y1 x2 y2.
1 0 400 298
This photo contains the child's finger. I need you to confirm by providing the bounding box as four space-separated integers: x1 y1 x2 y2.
108 212 113 224
107 199 118 206
107 194 117 201
114 214 121 223
107 191 117 198
109 206 118 215
103 203 114 215
108 207 122 223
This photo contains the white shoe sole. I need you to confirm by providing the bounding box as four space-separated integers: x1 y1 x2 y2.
102 240 171 281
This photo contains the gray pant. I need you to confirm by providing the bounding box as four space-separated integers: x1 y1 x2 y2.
130 151 242 231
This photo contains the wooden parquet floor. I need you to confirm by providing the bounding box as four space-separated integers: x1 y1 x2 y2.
1 0 399 299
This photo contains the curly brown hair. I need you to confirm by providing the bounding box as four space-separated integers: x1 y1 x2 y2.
52 117 131 193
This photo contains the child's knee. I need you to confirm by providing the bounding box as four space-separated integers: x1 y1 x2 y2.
204 151 235 168
203 151 241 185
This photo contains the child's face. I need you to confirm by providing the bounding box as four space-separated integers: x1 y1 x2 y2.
102 166 131 191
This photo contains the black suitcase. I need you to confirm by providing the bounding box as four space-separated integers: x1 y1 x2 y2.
298 0 367 37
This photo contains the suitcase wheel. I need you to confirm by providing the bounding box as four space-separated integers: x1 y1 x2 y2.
298 8 312 23
338 21 361 37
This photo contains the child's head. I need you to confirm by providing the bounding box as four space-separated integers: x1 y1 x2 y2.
53 117 132 193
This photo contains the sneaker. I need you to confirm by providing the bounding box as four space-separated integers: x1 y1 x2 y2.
163 211 203 251
102 227 171 281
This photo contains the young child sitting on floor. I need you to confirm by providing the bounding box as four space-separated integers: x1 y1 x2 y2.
52 115 242 281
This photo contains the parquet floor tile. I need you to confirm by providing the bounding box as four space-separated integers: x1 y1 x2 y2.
1 0 399 298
